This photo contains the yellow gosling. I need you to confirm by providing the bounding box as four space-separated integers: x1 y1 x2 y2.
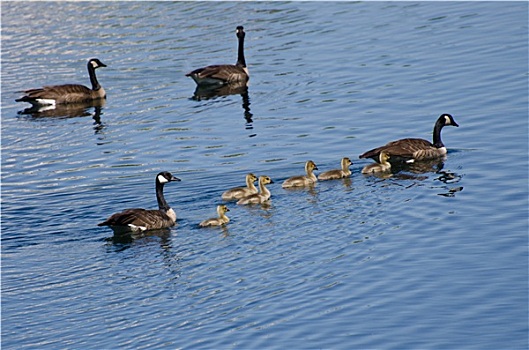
237 176 273 205
221 173 258 201
318 157 353 180
282 160 318 188
362 151 391 174
199 205 230 227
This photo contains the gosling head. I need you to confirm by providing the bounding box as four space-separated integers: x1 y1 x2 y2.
379 151 391 164
218 205 230 215
306 160 318 172
259 175 274 185
247 173 258 182
341 157 353 168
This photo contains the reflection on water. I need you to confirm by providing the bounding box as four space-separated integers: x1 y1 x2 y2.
381 157 464 197
17 100 106 132
190 83 255 134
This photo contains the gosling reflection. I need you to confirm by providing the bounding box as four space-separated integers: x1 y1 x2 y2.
17 100 105 132
190 83 253 130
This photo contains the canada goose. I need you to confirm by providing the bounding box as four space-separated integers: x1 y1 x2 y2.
16 58 107 106
186 26 249 86
362 151 391 174
199 205 230 227
221 173 258 200
282 160 318 188
359 114 459 163
318 157 353 180
97 171 180 234
237 176 273 205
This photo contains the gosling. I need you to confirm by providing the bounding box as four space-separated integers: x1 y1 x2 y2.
318 157 353 181
282 160 318 188
237 176 273 205
362 151 392 174
199 205 230 227
221 173 258 201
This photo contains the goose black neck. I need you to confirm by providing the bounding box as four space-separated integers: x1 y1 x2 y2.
156 180 170 211
236 32 246 68
88 62 101 91
432 120 445 148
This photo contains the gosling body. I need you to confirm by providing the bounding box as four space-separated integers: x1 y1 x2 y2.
98 171 180 234
186 26 249 86
318 157 353 180
199 205 230 227
237 176 273 205
362 151 392 174
282 160 318 188
359 114 459 163
16 58 107 107
221 173 258 201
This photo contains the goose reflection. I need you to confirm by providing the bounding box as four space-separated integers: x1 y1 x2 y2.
17 100 105 132
105 228 172 248
383 157 463 197
190 83 254 131
388 157 446 180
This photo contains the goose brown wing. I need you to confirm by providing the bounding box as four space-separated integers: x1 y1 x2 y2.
360 138 433 161
98 209 174 229
187 64 248 83
18 84 93 103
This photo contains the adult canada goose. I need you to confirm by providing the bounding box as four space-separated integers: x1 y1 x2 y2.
359 114 459 163
237 176 273 205
199 205 230 227
318 157 353 181
186 26 249 86
362 151 392 174
98 171 180 234
282 160 318 188
16 58 107 106
221 173 258 201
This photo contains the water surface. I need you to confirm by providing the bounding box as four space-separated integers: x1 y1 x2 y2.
2 2 528 349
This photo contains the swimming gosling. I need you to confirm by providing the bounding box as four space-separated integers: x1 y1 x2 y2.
237 176 273 205
318 157 353 180
282 160 318 188
199 205 230 227
362 151 391 174
221 173 258 200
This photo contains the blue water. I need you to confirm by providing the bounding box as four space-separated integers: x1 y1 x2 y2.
2 2 527 349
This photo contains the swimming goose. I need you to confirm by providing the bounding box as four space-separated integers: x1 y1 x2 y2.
318 157 353 180
282 160 318 188
362 151 391 174
16 58 107 106
221 173 258 200
359 114 459 163
98 171 180 234
186 26 249 86
199 205 230 227
237 176 273 205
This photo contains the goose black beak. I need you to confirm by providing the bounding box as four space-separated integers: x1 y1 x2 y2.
171 176 181 182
